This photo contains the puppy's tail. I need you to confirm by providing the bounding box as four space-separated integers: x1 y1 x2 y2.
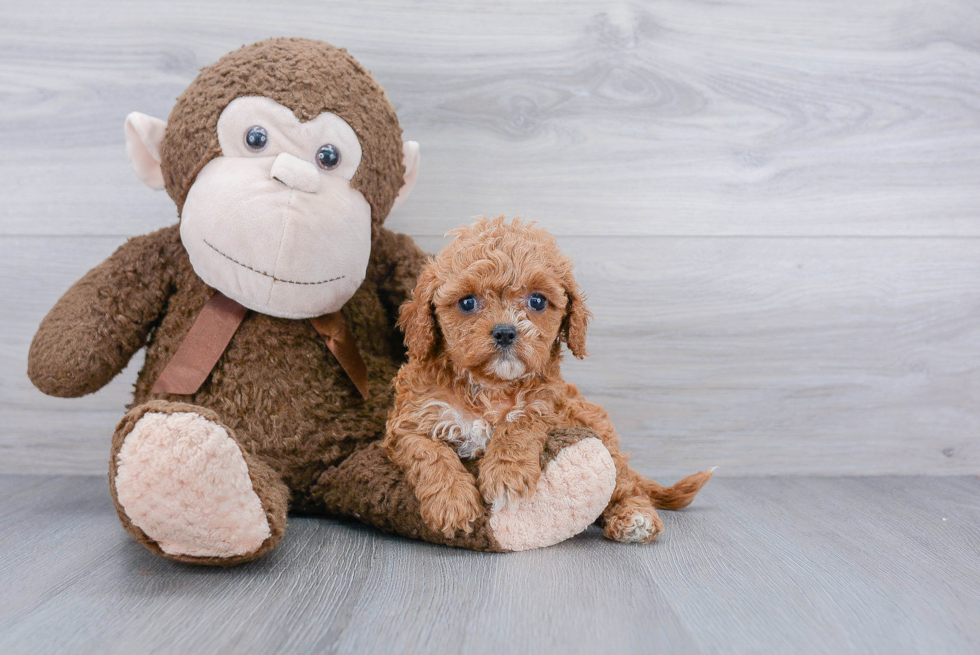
640 467 715 510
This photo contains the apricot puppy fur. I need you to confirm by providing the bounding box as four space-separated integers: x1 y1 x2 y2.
385 216 712 542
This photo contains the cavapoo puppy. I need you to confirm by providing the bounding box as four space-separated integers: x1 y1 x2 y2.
385 216 712 543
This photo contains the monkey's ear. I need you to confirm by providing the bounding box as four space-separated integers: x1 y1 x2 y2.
391 141 420 211
124 112 167 191
397 264 439 359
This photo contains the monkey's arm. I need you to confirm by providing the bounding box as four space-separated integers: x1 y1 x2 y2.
28 225 180 398
369 227 429 326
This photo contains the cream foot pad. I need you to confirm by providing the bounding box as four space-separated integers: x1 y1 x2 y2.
114 411 270 558
489 437 616 551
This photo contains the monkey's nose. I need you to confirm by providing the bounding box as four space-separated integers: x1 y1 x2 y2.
492 324 518 348
270 152 320 193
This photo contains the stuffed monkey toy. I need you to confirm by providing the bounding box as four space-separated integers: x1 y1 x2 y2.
27 39 618 564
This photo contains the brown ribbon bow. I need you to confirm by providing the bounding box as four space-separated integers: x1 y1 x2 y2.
151 292 369 399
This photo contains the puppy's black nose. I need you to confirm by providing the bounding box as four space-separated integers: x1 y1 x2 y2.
492 324 518 347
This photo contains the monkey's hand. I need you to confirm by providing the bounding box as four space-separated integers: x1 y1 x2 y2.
28 225 179 398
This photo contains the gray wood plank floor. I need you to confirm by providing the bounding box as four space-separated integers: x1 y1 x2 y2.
1 474 977 654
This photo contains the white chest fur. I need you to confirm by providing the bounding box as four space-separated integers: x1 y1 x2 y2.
425 401 495 459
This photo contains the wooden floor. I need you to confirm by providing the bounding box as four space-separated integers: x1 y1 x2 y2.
1 474 977 654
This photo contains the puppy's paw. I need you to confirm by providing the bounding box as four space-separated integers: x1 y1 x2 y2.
419 483 484 538
603 500 664 544
478 457 541 511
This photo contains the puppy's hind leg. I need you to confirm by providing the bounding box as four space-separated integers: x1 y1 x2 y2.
601 463 714 543
602 492 664 544
600 458 666 544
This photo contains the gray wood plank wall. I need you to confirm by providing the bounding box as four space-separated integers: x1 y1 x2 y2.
2 0 979 475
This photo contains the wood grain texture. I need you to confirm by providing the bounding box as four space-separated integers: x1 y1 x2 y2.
3 236 978 475
1 0 979 237
2 0 979 475
1 474 977 654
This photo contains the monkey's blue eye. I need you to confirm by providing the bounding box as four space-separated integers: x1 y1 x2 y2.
244 126 268 151
528 294 547 312
316 144 341 170
458 296 478 314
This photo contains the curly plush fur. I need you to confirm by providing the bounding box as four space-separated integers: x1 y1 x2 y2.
28 40 619 562
26 40 465 562
385 216 713 542
160 38 405 233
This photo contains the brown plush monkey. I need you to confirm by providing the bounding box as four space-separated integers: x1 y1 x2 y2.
27 39 617 564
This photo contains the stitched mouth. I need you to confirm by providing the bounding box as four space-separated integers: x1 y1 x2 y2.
204 240 344 286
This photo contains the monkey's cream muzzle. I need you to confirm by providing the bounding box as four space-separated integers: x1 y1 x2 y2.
181 156 371 319
179 97 372 319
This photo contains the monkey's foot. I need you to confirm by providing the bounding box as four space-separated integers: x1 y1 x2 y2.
489 430 616 551
110 401 286 565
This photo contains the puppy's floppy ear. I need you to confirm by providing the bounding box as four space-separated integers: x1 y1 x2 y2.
398 264 440 359
559 270 592 359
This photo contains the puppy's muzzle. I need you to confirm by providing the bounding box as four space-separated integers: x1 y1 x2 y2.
492 323 518 348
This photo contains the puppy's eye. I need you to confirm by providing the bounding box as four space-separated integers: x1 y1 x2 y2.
244 126 268 151
528 293 548 312
316 144 341 170
457 296 478 314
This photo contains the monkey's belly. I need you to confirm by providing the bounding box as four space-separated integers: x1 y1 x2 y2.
136 304 402 506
